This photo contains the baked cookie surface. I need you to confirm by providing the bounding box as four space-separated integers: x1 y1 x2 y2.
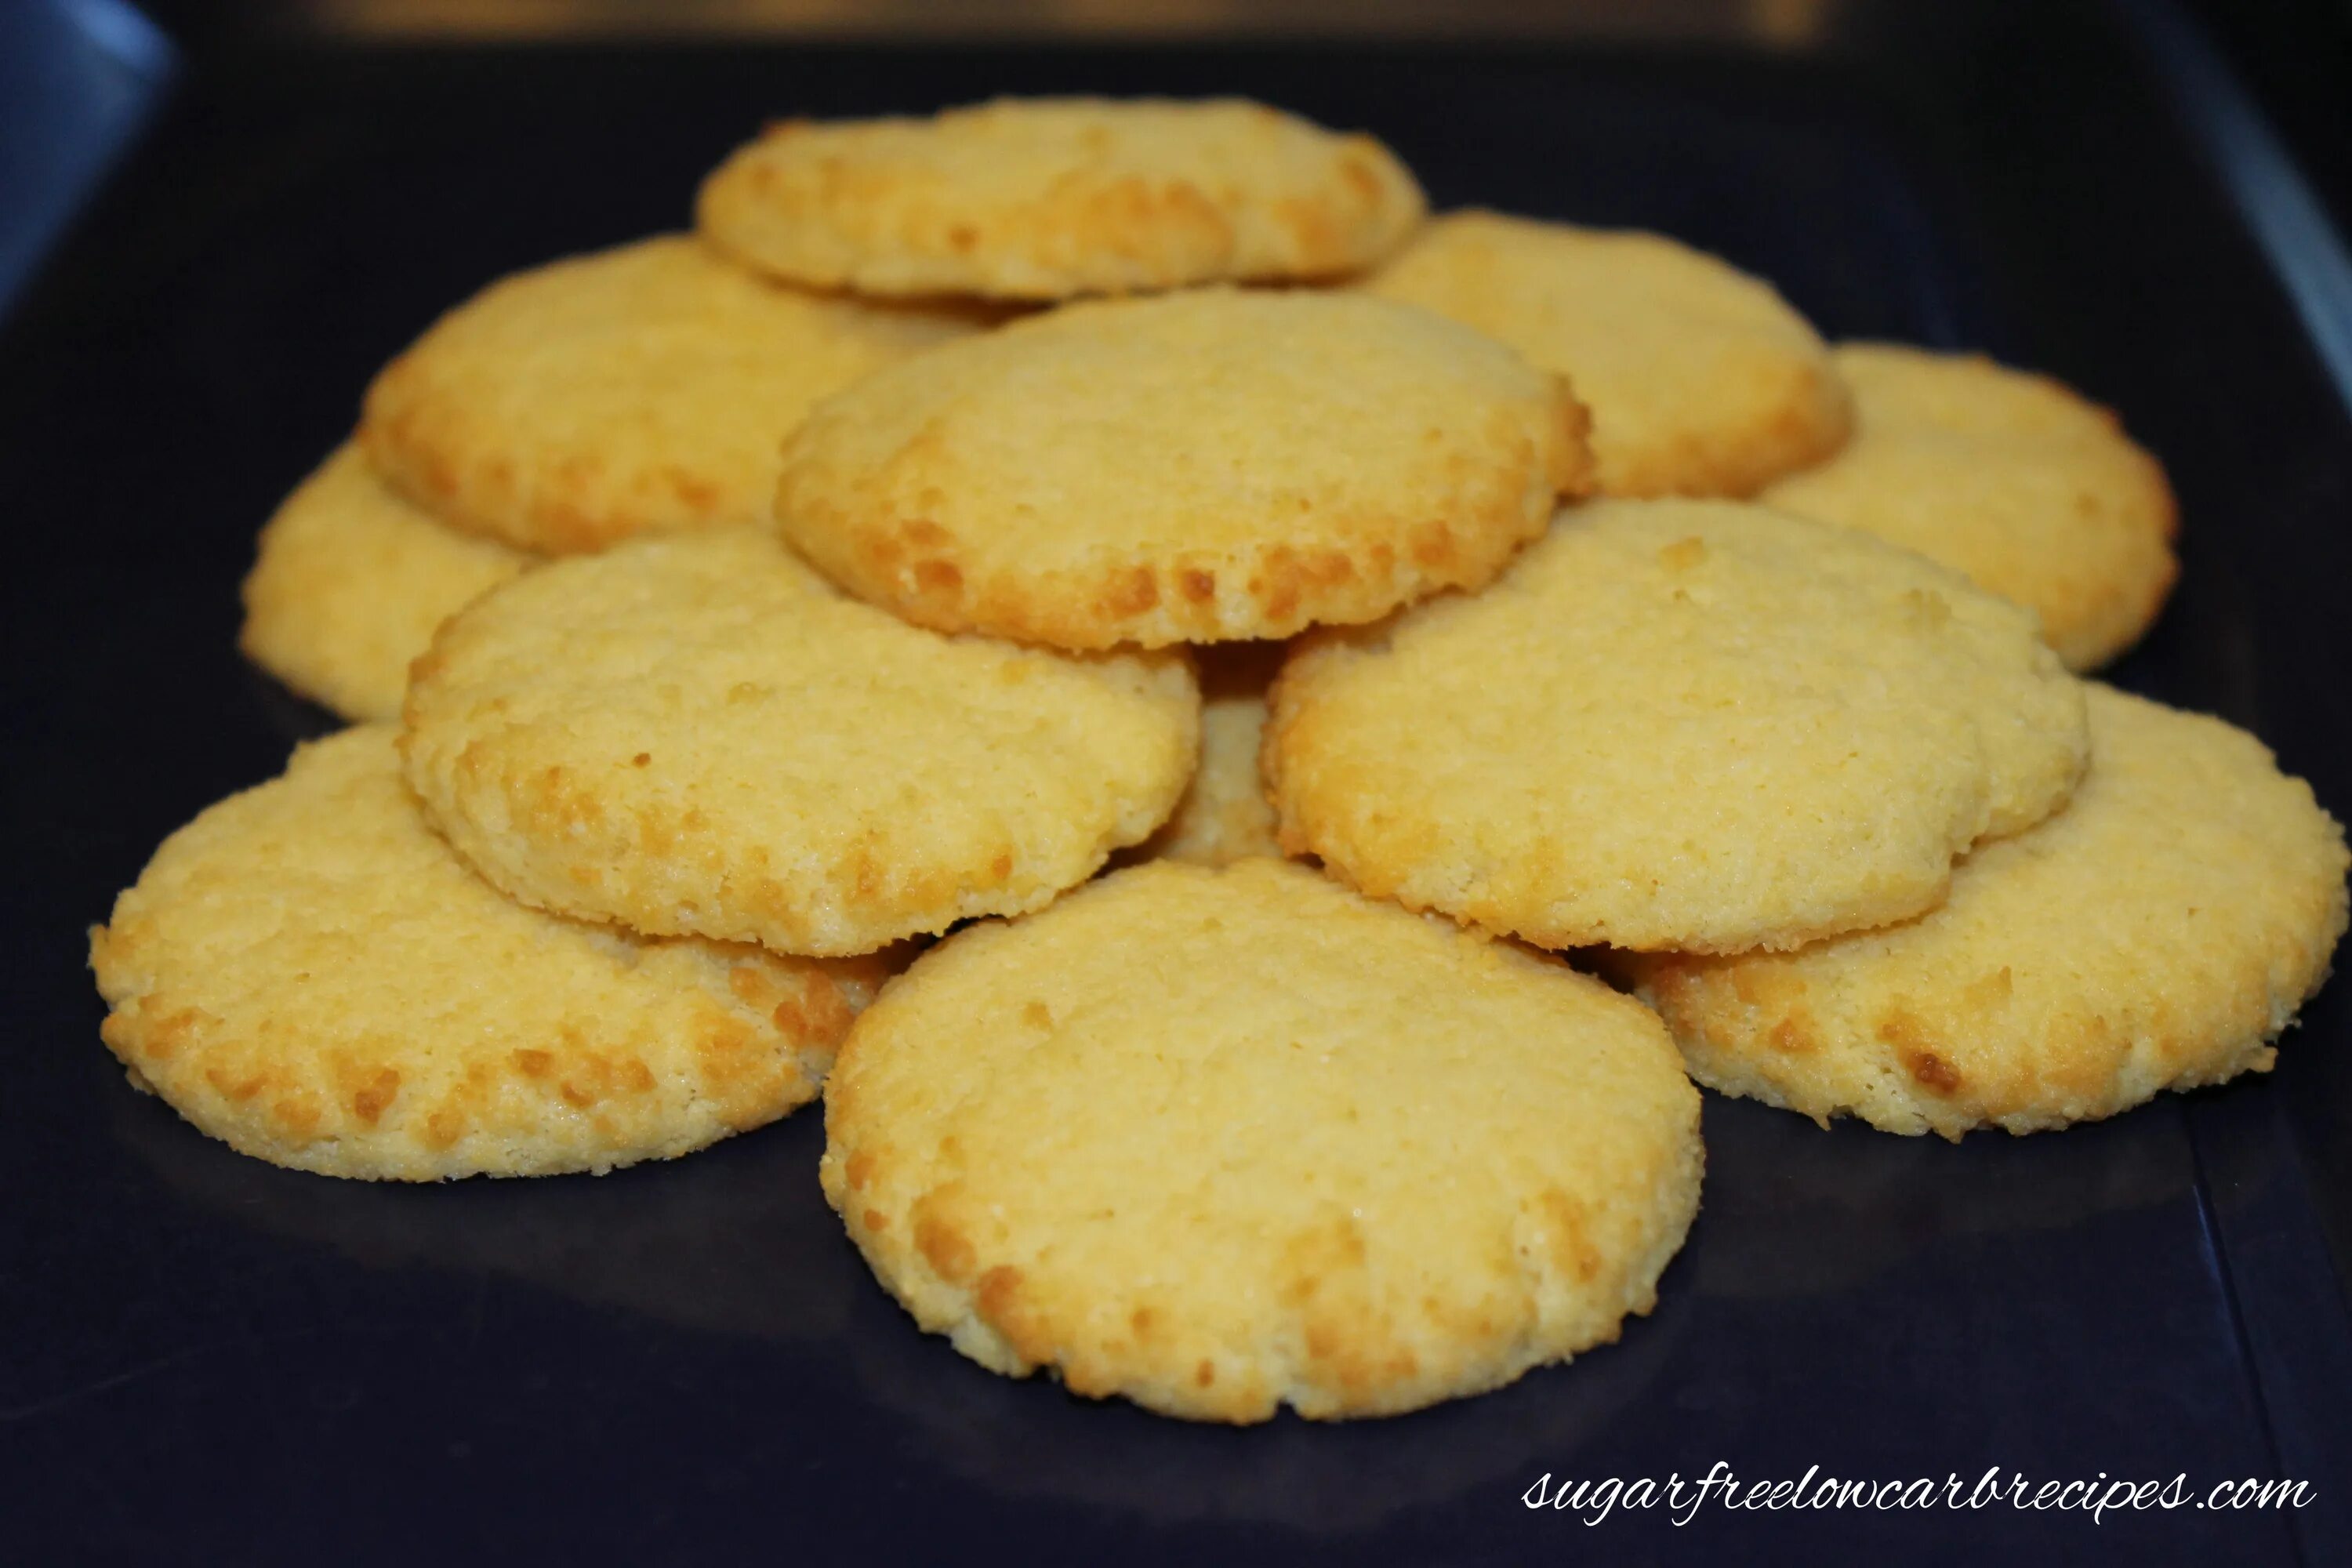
1761 343 2178 670
239 443 533 722
360 234 978 554
1624 684 2348 1137
774 286 1592 648
1266 499 2089 954
820 858 1703 1422
89 726 886 1181
1127 642 1285 866
697 96 1425 299
401 531 1200 956
1362 210 1851 498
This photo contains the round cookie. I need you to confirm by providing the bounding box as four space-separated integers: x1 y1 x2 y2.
1624 684 2349 1138
360 234 981 554
401 530 1200 956
1362 210 1852 498
89 726 887 1181
1266 499 2090 955
774 286 1593 648
1127 641 1286 867
697 96 1426 300
820 858 1703 1423
240 443 534 722
1760 343 2178 670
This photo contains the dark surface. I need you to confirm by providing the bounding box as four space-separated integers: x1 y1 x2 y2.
4 5 2351 1563
2184 0 2352 242
0 0 175 313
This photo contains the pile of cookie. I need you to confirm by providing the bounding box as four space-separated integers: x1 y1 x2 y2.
91 97 2348 1425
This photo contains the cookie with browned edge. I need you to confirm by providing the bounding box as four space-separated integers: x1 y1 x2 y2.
1762 343 2177 670
361 234 978 554
699 96 1425 299
1363 211 1850 498
822 858 1702 1421
1267 499 2089 954
240 443 532 722
90 727 886 1181
401 531 1200 956
774 286 1592 648
1624 684 2347 1138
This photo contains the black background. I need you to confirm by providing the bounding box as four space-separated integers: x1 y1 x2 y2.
3 2 2350 1562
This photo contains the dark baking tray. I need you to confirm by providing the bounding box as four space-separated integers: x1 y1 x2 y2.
5 4 2350 1563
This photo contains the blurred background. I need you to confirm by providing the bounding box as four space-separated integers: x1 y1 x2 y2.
3 0 2347 317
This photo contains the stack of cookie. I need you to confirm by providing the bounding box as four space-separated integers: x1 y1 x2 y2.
238 234 987 721
92 96 2347 1427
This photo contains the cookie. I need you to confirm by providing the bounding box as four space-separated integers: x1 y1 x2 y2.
239 443 533 722
1267 499 2089 954
1624 684 2348 1138
89 726 887 1181
697 96 1426 299
820 858 1702 1422
1760 343 2178 670
360 234 980 554
774 286 1592 648
401 530 1200 956
1128 642 1286 867
1362 210 1851 498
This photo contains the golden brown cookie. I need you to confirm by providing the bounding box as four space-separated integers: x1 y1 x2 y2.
401 531 1200 956
822 858 1702 1422
774 286 1592 648
1761 343 2178 670
1267 499 2089 954
360 234 979 554
1624 684 2348 1137
89 727 886 1181
1362 210 1851 498
697 96 1426 299
239 443 534 722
